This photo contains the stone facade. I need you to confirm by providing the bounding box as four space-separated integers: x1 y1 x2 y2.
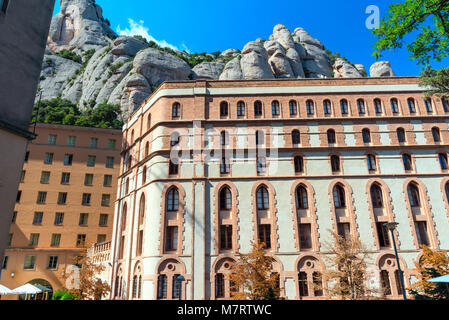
110 77 449 300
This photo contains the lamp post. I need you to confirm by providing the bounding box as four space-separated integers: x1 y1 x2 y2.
176 275 185 300
384 222 407 300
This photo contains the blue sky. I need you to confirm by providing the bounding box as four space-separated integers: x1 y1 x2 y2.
54 0 449 76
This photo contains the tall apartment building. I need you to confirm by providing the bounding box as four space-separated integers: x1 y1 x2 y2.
0 123 121 298
110 77 449 300
0 0 55 267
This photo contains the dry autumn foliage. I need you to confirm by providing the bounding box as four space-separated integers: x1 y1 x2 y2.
408 245 449 300
229 242 281 300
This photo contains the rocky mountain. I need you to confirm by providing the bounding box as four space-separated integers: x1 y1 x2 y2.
38 0 397 120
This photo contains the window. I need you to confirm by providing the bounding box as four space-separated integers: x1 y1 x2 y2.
220 131 229 146
33 212 43 225
258 224 271 249
407 183 421 207
432 127 441 142
408 98 416 113
357 99 365 114
29 233 40 246
220 225 233 250
294 156 304 173
40 171 50 184
47 256 59 270
377 223 390 247
172 103 181 119
24 255 37 270
142 166 147 184
44 153 54 164
170 132 180 147
87 155 96 167
54 213 64 225
215 273 225 298
16 190 22 203
296 186 308 209
79 213 89 226
102 194 111 206
220 101 229 117
167 188 179 211
299 224 312 249
323 100 331 115
289 100 297 115
2 256 8 270
424 98 433 113
165 226 178 251
362 129 371 143
333 184 346 208
331 155 340 172
24 151 30 162
292 130 300 145
57 193 67 205
11 211 17 223
48 135 57 145
99 214 109 227
169 160 179 175
257 157 267 174
443 98 449 112
67 136 76 146
90 138 98 149
37 191 47 204
220 157 230 174
254 101 263 117
7 233 12 246
374 99 382 113
337 222 351 240
106 156 114 168
157 275 168 299
219 187 232 210
108 139 116 150
370 184 383 208
402 153 413 171
397 128 406 143
76 234 87 247
390 98 399 113
340 99 348 114
298 272 308 297
367 154 377 171
272 100 280 116
438 153 448 170
327 129 336 144
237 101 245 117
61 172 70 184
255 130 264 145
20 170 26 182
84 174 93 186
256 187 269 210
306 100 314 115
82 193 91 205
415 221 429 246
64 154 73 165
104 175 112 187
98 234 107 243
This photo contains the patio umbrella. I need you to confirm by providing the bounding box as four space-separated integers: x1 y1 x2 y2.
11 283 42 300
427 274 449 283
0 284 13 295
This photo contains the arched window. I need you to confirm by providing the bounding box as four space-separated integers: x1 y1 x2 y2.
297 257 323 298
424 98 433 113
362 128 371 143
218 187 233 251
333 184 346 208
220 131 229 146
219 187 232 211
292 130 301 145
121 203 127 233
172 102 181 119
125 178 130 194
130 130 135 145
295 185 308 210
407 182 421 207
157 259 185 300
406 182 431 246
438 153 448 170
294 156 304 173
170 132 180 147
237 101 245 117
340 99 348 115
379 255 405 298
139 194 146 225
357 99 366 114
431 127 441 142
289 100 297 116
374 99 382 114
367 154 377 171
402 153 413 171
370 184 383 208
137 194 145 256
306 100 314 115
323 100 331 115
272 100 280 116
397 128 406 143
407 98 416 113
254 101 263 117
167 188 179 212
256 186 269 210
220 101 229 117
327 129 336 144
390 98 399 114
144 141 149 157
213 258 236 299
142 165 147 184
330 155 340 172
442 98 449 112
147 114 152 131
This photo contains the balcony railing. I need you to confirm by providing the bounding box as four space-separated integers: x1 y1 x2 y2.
92 241 111 264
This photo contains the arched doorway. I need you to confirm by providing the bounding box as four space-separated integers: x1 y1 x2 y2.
19 279 53 300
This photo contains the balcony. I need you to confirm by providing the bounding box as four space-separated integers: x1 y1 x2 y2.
92 241 111 264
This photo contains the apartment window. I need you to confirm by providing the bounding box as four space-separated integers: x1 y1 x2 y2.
84 174 94 186
106 156 114 168
220 225 233 250
33 212 43 225
90 138 98 149
48 135 57 145
374 99 382 113
57 193 67 205
16 190 22 203
357 99 365 114
220 101 229 117
67 136 76 146
340 99 348 114
258 224 271 249
20 170 26 182
107 139 116 150
377 223 390 247
272 100 280 116
61 172 71 184
289 100 297 115
397 128 406 143
424 98 433 113
47 256 59 270
29 233 40 246
24 151 30 162
79 213 89 226
11 211 17 223
402 153 413 171
99 214 109 227
331 155 341 172
40 171 50 184
327 129 336 144
438 153 448 170
165 226 178 251
432 127 441 142
237 101 245 117
294 156 304 173
362 129 371 143
101 194 111 207
367 154 377 171
292 130 300 145
64 154 73 165
306 100 314 115
24 255 37 270
408 98 416 113
220 157 230 174
54 213 64 226
76 234 87 247
37 191 47 204
97 234 107 243
104 175 112 187
82 193 91 205
323 100 331 115
172 102 181 119
87 155 96 167
44 153 54 164
2 256 8 270
390 98 399 113
254 101 263 117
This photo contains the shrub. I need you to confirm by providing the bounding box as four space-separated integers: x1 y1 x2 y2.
55 49 82 64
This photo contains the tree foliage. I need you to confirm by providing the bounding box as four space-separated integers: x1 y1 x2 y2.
372 0 449 65
55 49 83 64
229 242 281 300
408 245 449 300
419 66 449 98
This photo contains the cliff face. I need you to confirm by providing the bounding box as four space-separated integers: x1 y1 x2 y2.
38 0 396 120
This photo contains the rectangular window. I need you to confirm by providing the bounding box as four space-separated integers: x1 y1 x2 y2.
47 256 59 270
2 256 8 270
87 155 96 167
54 212 64 225
16 190 22 203
7 233 12 246
61 172 71 184
299 223 312 249
79 213 89 226
12 211 17 223
377 222 391 247
24 255 37 270
136 231 143 256
258 224 271 249
415 221 430 246
84 174 94 186
40 171 50 184
37 191 47 204
48 135 57 145
337 223 351 240
44 153 54 164
90 138 98 149
20 170 26 182
298 272 309 297
33 212 43 225
67 136 76 146
106 156 114 168
99 214 109 227
165 226 178 251
101 194 111 207
439 153 448 170
82 193 91 205
24 151 30 162
220 225 233 250
51 234 61 247
76 234 87 248
108 139 116 150
64 154 73 166
57 192 67 205
220 158 230 174
29 233 40 246
104 175 112 187
97 234 107 243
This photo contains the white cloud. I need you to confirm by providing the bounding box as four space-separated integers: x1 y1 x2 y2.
116 19 190 53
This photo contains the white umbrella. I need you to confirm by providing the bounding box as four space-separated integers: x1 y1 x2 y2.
11 283 42 295
0 284 13 295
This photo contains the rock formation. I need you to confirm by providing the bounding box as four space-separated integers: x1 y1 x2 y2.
369 61 396 77
333 58 362 78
